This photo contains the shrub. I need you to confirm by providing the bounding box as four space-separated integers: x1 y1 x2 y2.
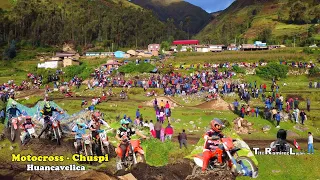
232 65 246 74
118 62 155 74
64 62 92 80
256 63 288 79
309 67 320 77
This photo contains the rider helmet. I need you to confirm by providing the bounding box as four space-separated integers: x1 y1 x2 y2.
25 116 32 122
210 118 224 133
120 119 130 130
92 111 101 121
12 101 17 107
120 119 130 125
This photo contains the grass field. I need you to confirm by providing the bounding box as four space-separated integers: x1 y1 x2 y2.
0 48 319 179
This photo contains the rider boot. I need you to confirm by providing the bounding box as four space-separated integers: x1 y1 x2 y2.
216 148 223 164
202 150 214 172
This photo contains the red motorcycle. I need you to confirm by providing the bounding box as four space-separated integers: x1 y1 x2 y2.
115 138 145 171
192 137 258 178
8 116 24 142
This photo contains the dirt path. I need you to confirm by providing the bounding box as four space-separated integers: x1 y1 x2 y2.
15 89 44 99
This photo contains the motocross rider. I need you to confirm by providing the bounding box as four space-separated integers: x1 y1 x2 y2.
72 121 88 154
88 111 110 155
20 116 35 145
115 119 147 163
6 101 21 127
38 102 64 138
202 119 225 172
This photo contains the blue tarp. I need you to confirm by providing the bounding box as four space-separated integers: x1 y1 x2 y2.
5 99 70 124
114 51 125 58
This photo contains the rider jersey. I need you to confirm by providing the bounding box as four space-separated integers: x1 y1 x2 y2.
7 107 21 117
41 107 58 117
203 129 224 150
21 122 34 132
117 127 135 140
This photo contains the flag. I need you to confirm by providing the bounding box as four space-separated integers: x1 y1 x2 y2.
294 139 301 150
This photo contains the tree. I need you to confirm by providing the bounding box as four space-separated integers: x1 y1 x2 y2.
258 28 272 43
3 40 17 60
177 44 182 52
160 41 170 52
289 1 308 24
256 63 289 79
184 16 191 40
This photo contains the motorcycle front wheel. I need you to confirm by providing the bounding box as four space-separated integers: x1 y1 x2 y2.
11 125 16 142
53 128 61 145
192 165 202 175
135 153 146 164
234 156 258 178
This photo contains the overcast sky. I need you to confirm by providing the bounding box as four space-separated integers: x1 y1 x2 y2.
184 0 235 13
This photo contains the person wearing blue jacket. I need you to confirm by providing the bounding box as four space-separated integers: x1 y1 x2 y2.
275 111 281 128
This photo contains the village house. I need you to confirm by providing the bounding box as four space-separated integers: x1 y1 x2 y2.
148 44 160 52
37 52 80 69
209 45 224 52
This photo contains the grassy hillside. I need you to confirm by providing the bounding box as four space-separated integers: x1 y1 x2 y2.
131 0 211 34
197 0 320 46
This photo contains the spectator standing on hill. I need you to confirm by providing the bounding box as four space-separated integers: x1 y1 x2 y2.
286 100 290 113
294 98 299 109
165 123 174 140
160 100 164 108
308 132 314 154
240 105 245 118
275 111 281 128
307 98 311 112
136 109 140 119
300 110 306 125
255 107 259 117
149 120 154 131
155 119 162 139
178 129 188 149
293 108 300 123
288 98 294 110
167 108 171 123
0 109 4 123
233 99 239 113
154 98 158 110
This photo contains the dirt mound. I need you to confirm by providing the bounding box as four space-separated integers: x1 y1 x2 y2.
130 159 193 180
194 98 231 111
145 96 180 108
185 169 235 180
233 117 255 134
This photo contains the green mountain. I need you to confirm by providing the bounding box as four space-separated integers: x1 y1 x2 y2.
0 0 186 48
196 0 320 46
131 0 211 35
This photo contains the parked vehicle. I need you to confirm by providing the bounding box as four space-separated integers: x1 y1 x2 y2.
192 137 258 178
115 139 145 171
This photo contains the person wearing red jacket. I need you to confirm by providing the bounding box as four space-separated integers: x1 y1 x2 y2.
202 119 225 172
164 123 174 140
